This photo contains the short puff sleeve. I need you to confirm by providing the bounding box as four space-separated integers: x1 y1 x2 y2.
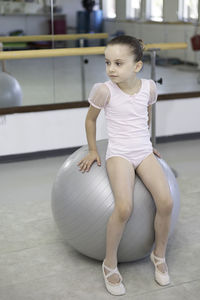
88 83 110 109
148 80 158 105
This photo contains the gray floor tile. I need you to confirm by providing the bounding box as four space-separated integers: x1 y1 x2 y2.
130 283 198 300
167 242 200 285
181 280 200 299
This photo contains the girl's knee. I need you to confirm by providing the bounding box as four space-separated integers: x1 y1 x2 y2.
157 195 173 216
115 201 133 222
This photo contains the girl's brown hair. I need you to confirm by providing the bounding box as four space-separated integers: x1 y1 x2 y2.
107 35 144 62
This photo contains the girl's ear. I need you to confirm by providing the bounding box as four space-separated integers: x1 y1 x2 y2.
134 60 143 73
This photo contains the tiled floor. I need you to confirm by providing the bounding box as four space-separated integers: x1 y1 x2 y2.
0 139 200 299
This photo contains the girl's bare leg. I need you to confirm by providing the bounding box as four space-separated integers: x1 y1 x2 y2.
105 156 135 284
136 153 173 273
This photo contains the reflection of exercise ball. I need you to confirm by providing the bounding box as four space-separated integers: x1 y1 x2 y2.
0 72 22 108
52 139 180 263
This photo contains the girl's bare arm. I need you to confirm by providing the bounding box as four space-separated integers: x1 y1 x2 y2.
85 105 101 151
78 105 101 172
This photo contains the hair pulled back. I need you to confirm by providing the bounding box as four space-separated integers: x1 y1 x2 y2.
107 35 144 62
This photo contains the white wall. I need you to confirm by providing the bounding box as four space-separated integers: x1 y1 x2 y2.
156 98 200 136
0 107 106 156
1 97 200 156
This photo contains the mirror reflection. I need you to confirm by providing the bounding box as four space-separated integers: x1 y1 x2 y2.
0 0 200 110
0 0 105 108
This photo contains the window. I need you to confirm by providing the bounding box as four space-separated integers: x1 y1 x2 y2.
178 0 199 21
102 0 116 19
126 0 141 19
146 0 163 22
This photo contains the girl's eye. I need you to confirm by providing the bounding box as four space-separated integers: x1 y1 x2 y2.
116 62 121 66
105 61 110 65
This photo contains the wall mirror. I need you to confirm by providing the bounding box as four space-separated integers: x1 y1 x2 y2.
0 0 105 112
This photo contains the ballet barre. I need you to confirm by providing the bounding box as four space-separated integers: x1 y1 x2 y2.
145 42 187 51
0 46 105 60
0 33 109 43
0 42 187 60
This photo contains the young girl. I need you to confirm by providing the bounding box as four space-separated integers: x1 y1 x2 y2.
78 35 173 296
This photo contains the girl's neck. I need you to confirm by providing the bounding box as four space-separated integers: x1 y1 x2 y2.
117 77 140 93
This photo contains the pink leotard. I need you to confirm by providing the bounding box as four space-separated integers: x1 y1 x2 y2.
88 79 157 169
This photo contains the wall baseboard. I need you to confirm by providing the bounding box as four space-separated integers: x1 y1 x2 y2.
1 132 200 163
157 132 200 143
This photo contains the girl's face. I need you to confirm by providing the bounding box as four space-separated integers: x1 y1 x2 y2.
104 44 143 84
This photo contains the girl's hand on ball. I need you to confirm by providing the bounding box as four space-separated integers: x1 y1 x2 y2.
77 150 101 173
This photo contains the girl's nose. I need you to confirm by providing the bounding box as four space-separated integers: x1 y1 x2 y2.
108 64 115 72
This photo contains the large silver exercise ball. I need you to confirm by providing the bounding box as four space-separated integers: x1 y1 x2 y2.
52 139 180 262
0 72 22 108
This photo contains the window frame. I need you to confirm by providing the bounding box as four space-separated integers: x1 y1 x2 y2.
178 0 199 22
126 0 142 20
102 0 116 19
146 0 164 22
